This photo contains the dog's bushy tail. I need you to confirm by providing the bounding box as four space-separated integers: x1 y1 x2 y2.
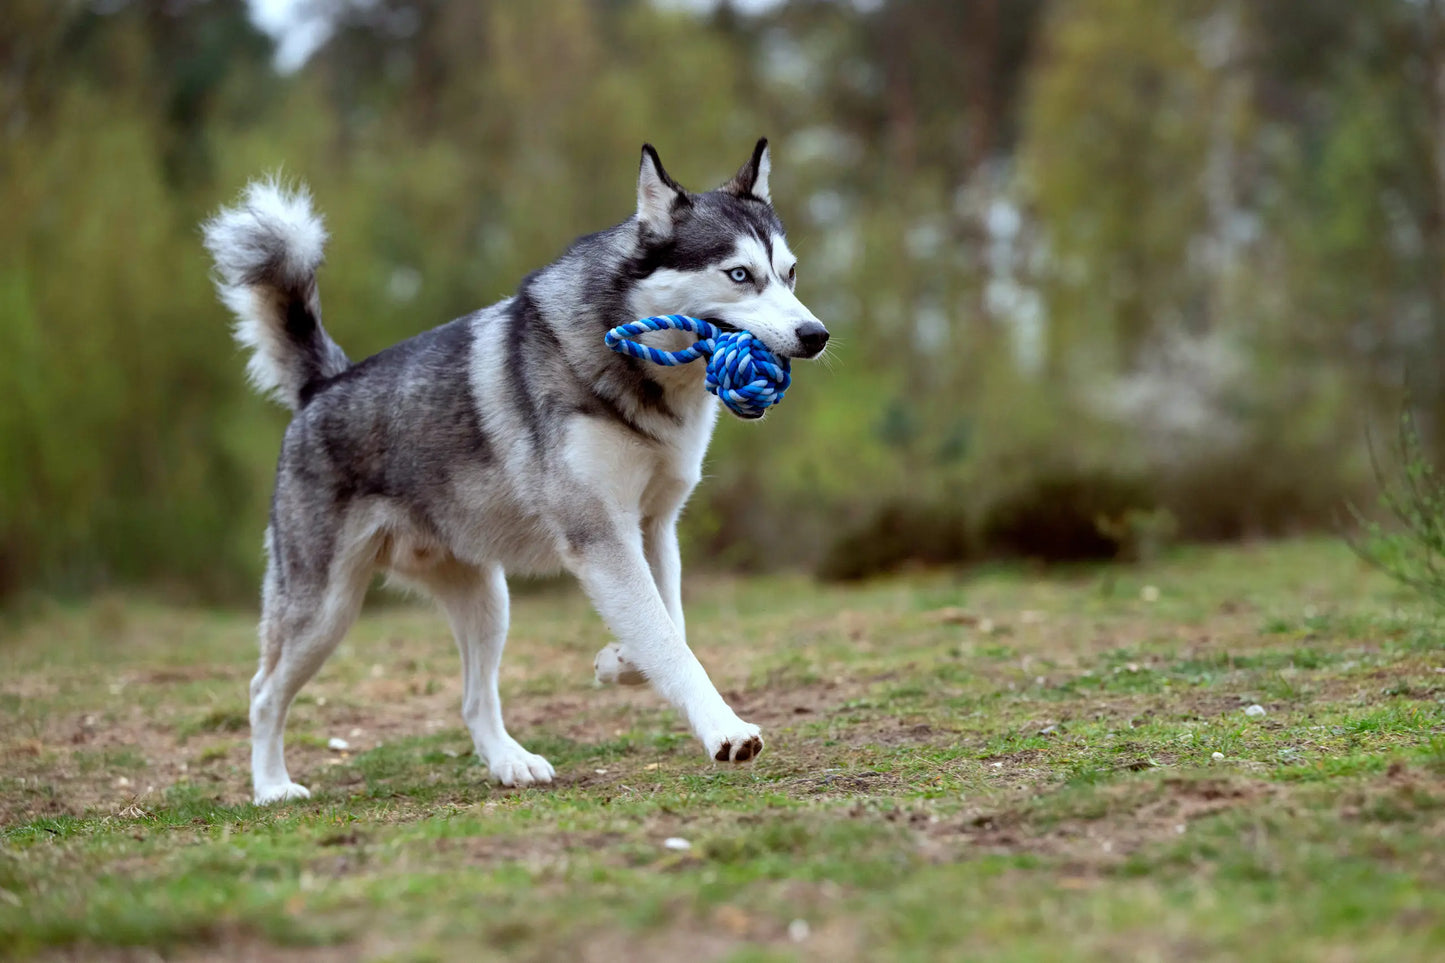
202 178 349 409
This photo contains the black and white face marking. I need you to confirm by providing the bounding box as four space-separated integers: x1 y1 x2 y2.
706 231 827 357
628 140 830 361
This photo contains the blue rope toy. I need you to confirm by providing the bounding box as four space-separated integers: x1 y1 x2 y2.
605 314 791 419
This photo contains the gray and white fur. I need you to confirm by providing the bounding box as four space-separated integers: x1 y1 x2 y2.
201 141 829 803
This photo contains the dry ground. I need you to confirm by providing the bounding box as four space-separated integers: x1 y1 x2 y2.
3 539 1445 960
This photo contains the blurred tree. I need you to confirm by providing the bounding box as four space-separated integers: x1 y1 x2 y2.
1259 0 1445 446
1023 0 1223 375
2 0 1442 600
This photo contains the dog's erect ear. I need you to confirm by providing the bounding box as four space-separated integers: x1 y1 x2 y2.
637 144 688 237
724 138 771 203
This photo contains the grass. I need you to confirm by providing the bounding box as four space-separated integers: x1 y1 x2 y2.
1 538 1444 961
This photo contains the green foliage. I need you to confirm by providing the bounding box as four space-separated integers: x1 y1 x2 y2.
1351 412 1445 608
1023 0 1216 372
816 500 973 581
2 0 1442 601
979 466 1155 563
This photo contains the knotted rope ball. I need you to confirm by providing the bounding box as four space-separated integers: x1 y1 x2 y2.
605 314 792 419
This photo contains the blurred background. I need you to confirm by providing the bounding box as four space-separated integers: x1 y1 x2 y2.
2 0 1441 605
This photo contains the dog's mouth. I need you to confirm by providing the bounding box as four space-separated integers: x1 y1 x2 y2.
706 318 813 363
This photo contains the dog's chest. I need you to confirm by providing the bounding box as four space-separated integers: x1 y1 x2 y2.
560 392 718 521
647 393 720 509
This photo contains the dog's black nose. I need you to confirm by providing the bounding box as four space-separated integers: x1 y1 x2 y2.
795 321 829 357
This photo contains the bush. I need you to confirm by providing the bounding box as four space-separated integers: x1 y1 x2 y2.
1349 412 1445 607
978 469 1157 563
815 502 973 582
1154 443 1355 543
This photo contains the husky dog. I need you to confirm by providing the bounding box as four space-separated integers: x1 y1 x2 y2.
202 140 828 804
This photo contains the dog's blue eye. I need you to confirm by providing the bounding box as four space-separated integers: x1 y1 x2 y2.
728 267 752 284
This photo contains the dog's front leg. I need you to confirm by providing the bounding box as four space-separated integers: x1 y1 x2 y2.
598 503 687 682
645 513 686 637
596 513 684 686
571 530 762 763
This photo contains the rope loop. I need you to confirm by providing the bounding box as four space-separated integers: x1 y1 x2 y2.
605 314 791 419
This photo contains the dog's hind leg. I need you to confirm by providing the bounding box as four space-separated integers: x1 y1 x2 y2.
428 562 555 787
249 537 371 805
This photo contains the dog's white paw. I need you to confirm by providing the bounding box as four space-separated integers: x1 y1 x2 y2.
701 720 764 763
594 643 646 686
486 746 556 787
254 781 311 805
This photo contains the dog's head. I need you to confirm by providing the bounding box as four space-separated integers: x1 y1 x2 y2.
627 139 829 362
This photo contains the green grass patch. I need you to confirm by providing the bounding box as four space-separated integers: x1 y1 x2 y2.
2 539 1444 960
